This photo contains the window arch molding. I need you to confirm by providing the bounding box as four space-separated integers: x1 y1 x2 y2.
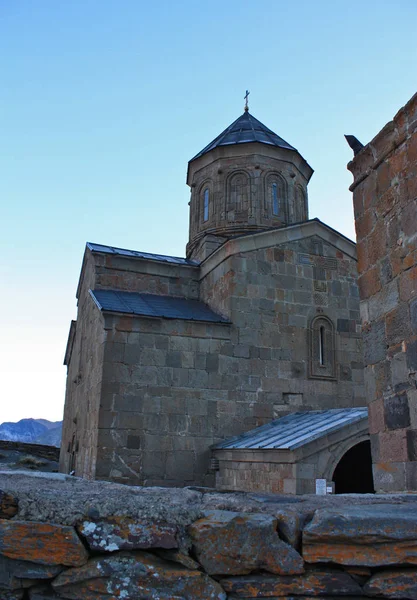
295 184 307 222
197 179 213 224
263 171 288 220
309 315 336 380
225 169 251 217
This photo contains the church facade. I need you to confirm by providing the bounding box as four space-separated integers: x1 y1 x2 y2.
61 109 367 492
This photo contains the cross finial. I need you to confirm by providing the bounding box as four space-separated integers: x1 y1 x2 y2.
244 90 250 112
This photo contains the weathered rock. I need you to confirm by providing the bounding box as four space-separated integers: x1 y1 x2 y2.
0 491 18 519
303 505 417 566
77 516 178 551
188 510 304 576
0 555 63 589
220 568 363 597
52 551 226 599
0 589 24 599
154 548 200 570
275 508 304 548
0 519 88 567
28 586 62 599
364 568 417 598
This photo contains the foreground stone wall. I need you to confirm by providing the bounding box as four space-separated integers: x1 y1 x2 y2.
348 93 417 492
1 472 417 599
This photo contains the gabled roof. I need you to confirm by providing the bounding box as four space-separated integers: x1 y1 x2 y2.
90 290 230 324
87 242 199 267
190 111 296 161
213 408 368 451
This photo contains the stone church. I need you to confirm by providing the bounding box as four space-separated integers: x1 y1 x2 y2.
61 106 370 494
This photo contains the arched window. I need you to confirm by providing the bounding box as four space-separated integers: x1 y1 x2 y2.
265 173 286 220
310 316 336 379
203 188 209 222
228 171 249 215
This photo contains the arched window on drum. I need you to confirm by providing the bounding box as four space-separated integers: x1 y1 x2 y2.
266 174 286 220
203 188 209 222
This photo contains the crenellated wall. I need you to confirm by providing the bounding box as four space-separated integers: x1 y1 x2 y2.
1 472 417 599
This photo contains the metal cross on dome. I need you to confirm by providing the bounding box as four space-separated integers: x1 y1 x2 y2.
244 90 250 112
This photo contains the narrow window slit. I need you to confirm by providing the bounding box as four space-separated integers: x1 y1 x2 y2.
203 189 209 222
319 325 325 366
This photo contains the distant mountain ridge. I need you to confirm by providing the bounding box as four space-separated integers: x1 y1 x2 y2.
0 418 62 447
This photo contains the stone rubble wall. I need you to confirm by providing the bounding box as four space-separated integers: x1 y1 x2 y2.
348 92 417 493
1 472 417 599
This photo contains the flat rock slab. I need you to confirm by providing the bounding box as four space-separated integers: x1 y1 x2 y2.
52 551 226 599
0 520 88 567
0 491 18 519
77 516 178 551
303 505 417 567
189 510 304 576
220 568 363 597
364 568 417 599
28 586 62 599
0 590 24 599
0 555 63 590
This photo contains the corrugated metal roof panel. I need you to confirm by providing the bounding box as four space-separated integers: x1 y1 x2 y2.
191 111 296 161
213 408 368 451
87 242 199 266
90 290 230 324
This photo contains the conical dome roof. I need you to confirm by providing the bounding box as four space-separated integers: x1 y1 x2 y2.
190 111 296 161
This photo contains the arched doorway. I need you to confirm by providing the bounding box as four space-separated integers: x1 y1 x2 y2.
332 440 374 493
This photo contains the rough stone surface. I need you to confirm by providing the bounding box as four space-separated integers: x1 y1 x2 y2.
0 519 88 567
189 510 304 575
77 516 178 552
364 568 417 599
220 568 363 597
52 551 226 599
303 505 417 566
349 92 417 492
0 491 18 519
0 555 63 590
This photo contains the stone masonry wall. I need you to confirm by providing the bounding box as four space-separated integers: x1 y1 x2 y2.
94 313 233 487
1 472 417 599
201 233 365 418
348 93 417 492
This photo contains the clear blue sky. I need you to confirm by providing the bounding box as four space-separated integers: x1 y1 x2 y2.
1 1 416 423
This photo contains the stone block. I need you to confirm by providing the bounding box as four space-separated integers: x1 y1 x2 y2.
373 461 406 492
0 555 63 590
220 568 362 597
384 393 411 430
0 491 18 519
166 451 194 480
303 504 417 566
52 552 226 600
77 517 178 551
386 303 411 346
189 510 304 576
363 319 386 365
364 568 417 599
0 520 88 567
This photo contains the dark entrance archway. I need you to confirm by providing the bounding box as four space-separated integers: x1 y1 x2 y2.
332 440 374 493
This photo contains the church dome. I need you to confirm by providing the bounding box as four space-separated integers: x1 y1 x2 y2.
190 111 297 161
186 110 313 260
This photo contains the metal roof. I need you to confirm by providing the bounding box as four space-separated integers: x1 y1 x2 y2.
213 408 368 451
87 242 199 267
191 111 296 161
90 289 230 323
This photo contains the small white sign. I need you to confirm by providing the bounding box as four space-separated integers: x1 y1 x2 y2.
315 478 327 495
